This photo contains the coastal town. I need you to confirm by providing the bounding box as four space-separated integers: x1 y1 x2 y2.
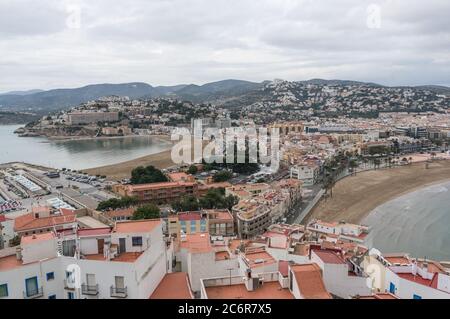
1 89 450 300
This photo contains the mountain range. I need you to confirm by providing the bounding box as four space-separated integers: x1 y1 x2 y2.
0 79 448 113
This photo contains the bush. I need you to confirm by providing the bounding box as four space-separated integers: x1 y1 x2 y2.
187 165 198 175
97 196 138 211
132 204 161 220
213 170 233 182
131 165 168 185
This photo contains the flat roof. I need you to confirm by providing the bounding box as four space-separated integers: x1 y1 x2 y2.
205 281 293 299
313 249 346 264
150 273 193 299
0 255 23 271
83 252 142 263
114 219 161 233
21 232 55 245
179 233 212 254
290 264 332 299
384 256 411 265
78 227 111 237
244 250 277 269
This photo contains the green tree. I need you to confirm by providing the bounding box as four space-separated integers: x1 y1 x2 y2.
213 170 233 182
172 195 200 212
131 165 168 184
132 204 161 220
187 165 198 175
97 196 138 211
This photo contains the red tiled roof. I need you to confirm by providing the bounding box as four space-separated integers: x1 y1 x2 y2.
290 264 332 299
21 232 55 245
113 219 161 233
0 255 24 271
279 260 289 277
397 273 435 288
244 249 277 269
313 249 346 264
0 215 12 222
150 273 193 299
78 227 112 237
14 210 76 232
179 233 212 253
205 281 293 299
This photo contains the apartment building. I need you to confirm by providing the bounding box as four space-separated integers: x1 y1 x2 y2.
200 262 332 299
311 249 371 298
167 210 234 238
173 233 240 295
234 200 272 239
290 163 320 186
362 249 450 299
112 181 198 204
307 220 371 244
0 219 167 299
14 206 78 237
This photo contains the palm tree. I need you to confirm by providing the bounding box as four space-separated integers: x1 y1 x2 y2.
324 175 336 198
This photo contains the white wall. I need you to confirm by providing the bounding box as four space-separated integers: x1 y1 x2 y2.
1 219 15 248
22 239 58 265
187 251 240 293
266 247 310 265
311 251 371 298
385 268 450 299
0 257 63 299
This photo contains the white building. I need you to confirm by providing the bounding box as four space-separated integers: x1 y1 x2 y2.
0 219 167 299
311 249 371 298
290 164 320 186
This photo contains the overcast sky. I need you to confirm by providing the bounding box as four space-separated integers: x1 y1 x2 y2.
1 0 449 92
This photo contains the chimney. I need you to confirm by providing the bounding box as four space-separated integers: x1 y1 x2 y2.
15 247 22 261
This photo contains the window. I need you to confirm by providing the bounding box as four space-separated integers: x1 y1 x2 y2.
0 284 8 298
200 219 207 232
46 272 55 281
25 277 39 297
67 292 75 299
180 221 186 233
413 294 422 300
190 221 196 233
48 295 56 299
132 236 143 246
115 276 125 292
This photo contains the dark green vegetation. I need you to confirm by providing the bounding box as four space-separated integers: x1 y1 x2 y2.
172 188 239 212
132 204 161 220
131 165 168 185
97 196 138 211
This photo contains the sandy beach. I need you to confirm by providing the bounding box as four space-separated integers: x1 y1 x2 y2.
306 160 450 224
84 149 176 180
84 137 206 180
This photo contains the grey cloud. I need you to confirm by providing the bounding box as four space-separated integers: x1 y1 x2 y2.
0 0 448 91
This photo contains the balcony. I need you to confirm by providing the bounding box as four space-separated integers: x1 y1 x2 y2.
64 279 75 290
81 284 99 296
110 286 127 298
23 287 44 299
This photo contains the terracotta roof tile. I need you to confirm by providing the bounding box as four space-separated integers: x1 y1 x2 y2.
150 273 193 299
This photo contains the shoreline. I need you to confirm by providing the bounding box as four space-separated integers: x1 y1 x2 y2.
306 160 450 225
45 134 171 143
82 137 204 180
83 148 176 180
